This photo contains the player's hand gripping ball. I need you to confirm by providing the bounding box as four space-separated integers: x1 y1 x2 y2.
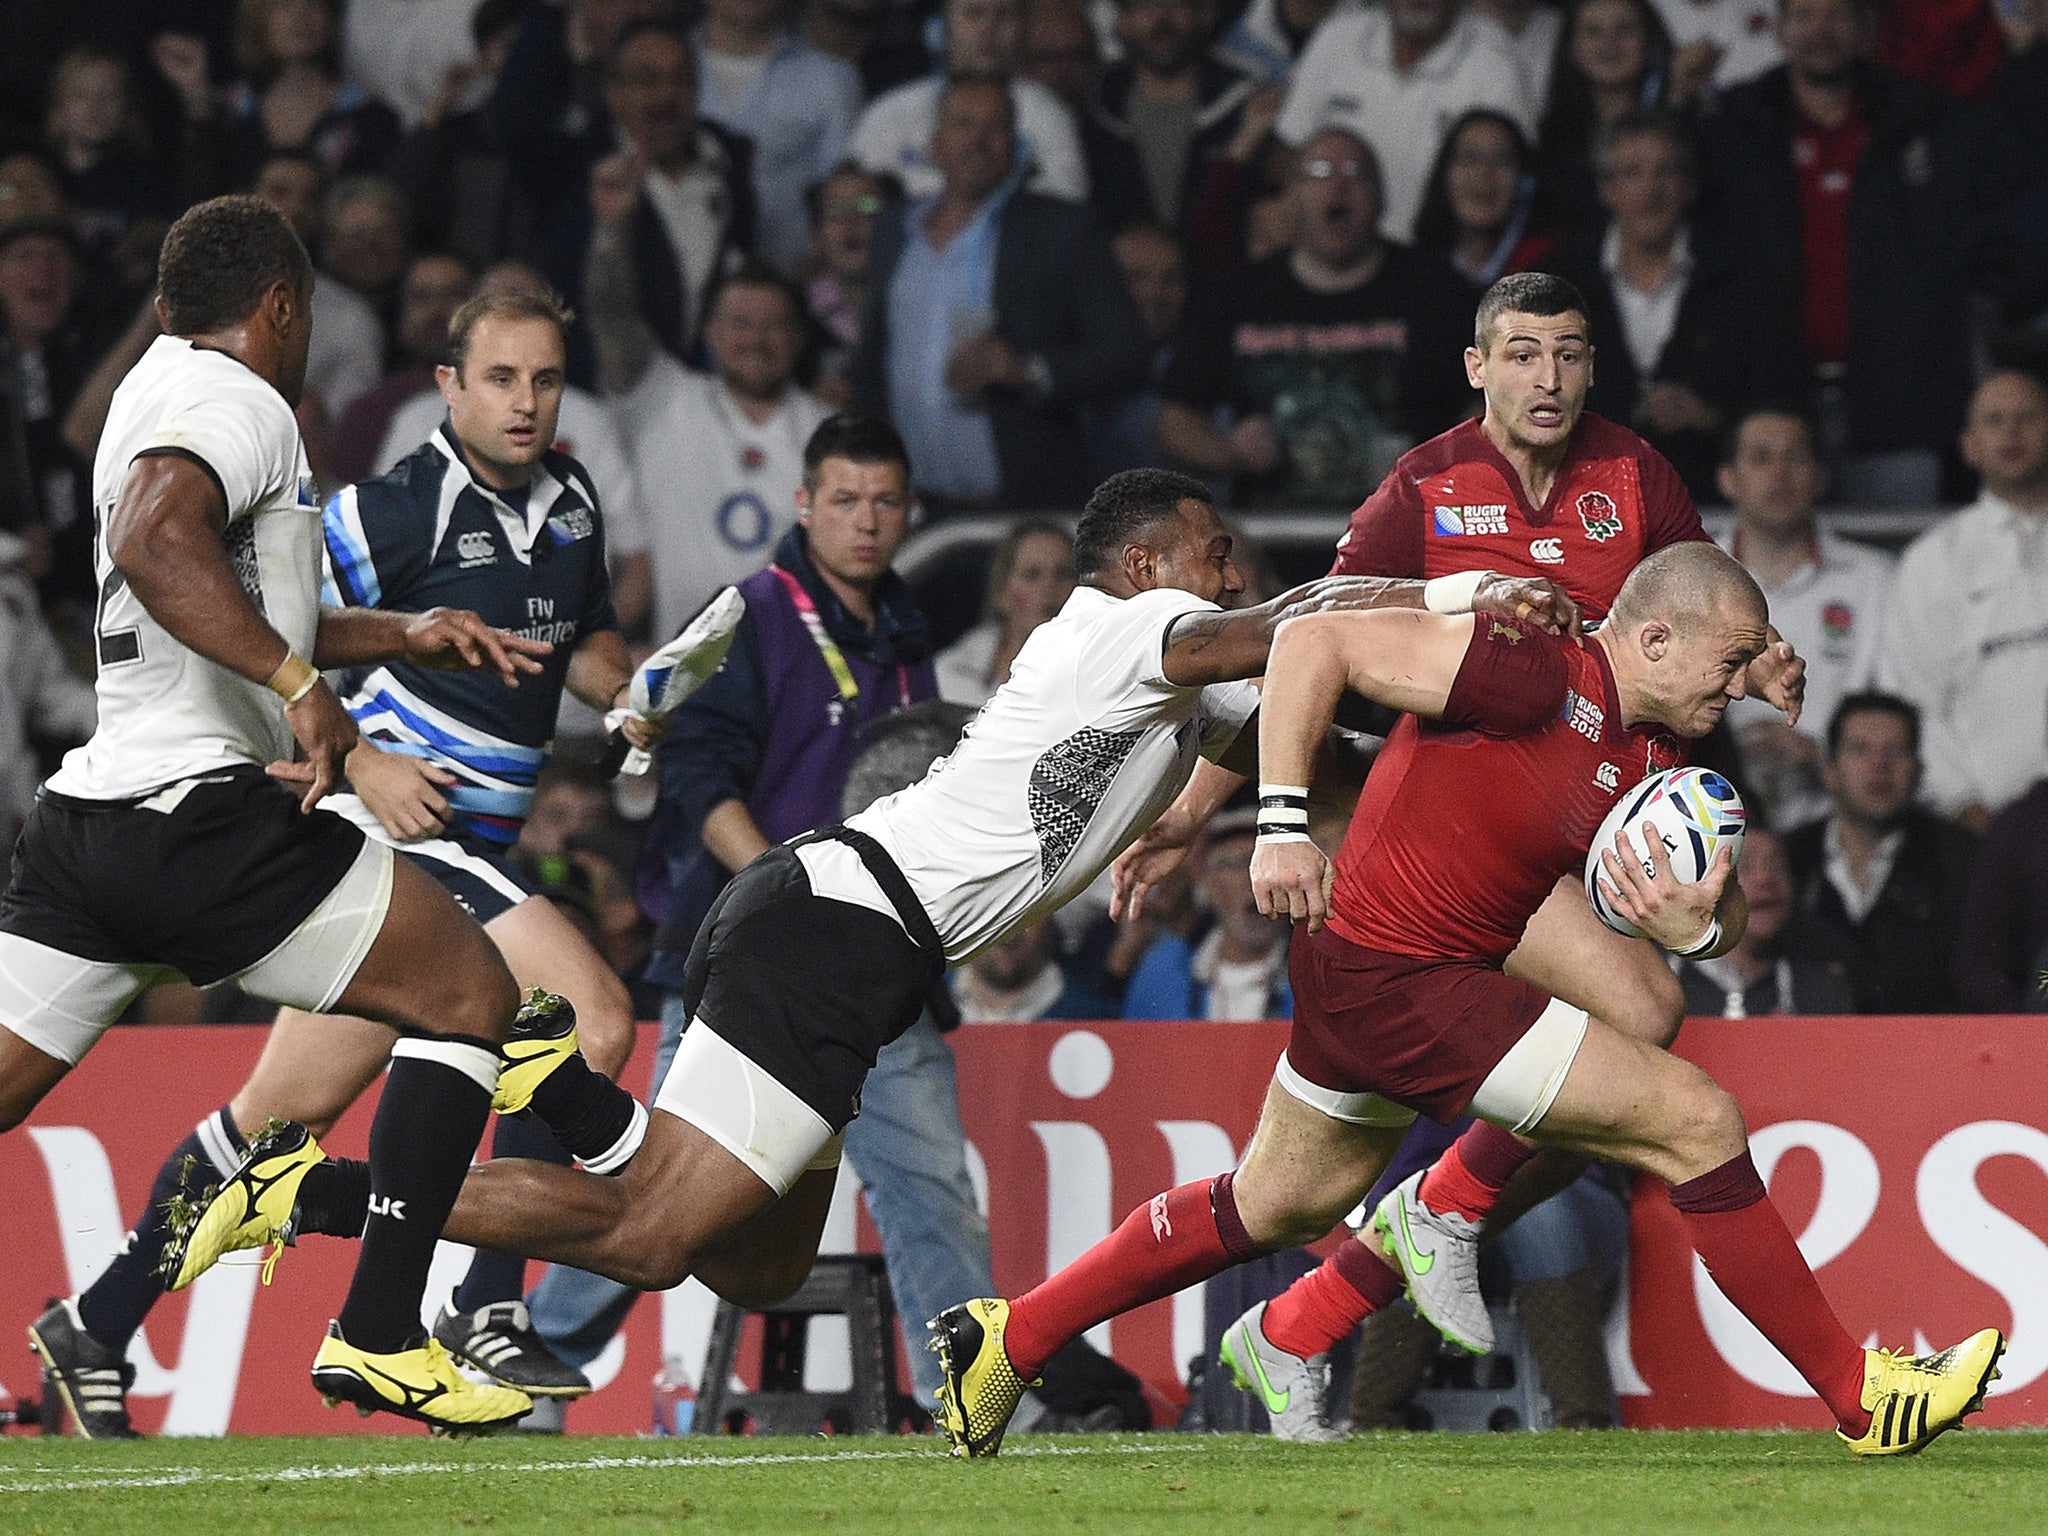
1584 767 1746 938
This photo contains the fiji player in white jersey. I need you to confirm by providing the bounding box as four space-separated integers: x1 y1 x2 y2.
167 466 1577 1378
0 196 563 1434
34 287 685 1435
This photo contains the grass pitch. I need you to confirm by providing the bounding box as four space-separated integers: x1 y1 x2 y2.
2 1430 2045 1536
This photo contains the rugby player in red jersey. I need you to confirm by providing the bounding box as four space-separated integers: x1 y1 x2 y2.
1109 271 1810 1396
935 544 2002 1459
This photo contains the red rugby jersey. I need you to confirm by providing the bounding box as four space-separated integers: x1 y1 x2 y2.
1326 618 1687 964
1330 415 1708 619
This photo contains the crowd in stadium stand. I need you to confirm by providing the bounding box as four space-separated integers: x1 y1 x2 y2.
2 0 2046 1432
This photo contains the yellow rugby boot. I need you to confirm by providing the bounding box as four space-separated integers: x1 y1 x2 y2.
1839 1328 2004 1456
929 1298 1039 1459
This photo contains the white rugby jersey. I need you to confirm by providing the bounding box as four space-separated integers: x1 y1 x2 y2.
48 337 319 801
614 356 831 644
848 584 1257 963
1720 528 1894 747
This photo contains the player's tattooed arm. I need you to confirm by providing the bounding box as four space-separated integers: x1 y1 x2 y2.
1161 572 1573 686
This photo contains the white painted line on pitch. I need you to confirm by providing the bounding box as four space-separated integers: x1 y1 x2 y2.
0 1434 1226 1494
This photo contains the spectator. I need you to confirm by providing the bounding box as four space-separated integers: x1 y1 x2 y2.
0 556 94 834
1874 0 2005 100
327 251 476 485
1157 127 1476 506
588 153 832 642
498 16 757 368
1716 405 1891 825
1471 0 1566 108
1696 0 1984 505
1779 694 1979 1013
518 761 616 859
1982 0 2048 341
848 76 1147 512
1124 809 1294 1018
1081 0 1261 242
487 0 669 200
387 0 539 272
342 0 504 131
1275 0 1533 243
850 0 1091 201
374 261 654 641
1410 108 1555 292
320 175 412 324
1876 369 2048 826
638 411 935 1062
1648 0 1784 92
0 216 98 608
1220 0 1353 83
1553 111 1802 498
955 917 1114 1018
806 0 946 100
1953 760 2048 1012
693 0 865 278
1677 825 1856 1014
222 0 404 183
803 163 897 392
43 46 185 261
1022 0 1102 115
933 517 1077 704
1089 220 1190 477
1533 0 1701 236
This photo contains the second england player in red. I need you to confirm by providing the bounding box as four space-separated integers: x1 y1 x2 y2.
936 543 2001 1461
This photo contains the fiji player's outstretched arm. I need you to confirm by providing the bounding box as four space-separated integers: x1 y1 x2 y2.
1158 571 1578 688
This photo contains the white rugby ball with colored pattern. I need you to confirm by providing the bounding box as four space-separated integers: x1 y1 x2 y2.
1584 767 1747 938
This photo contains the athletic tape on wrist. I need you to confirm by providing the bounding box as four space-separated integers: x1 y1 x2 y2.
1670 917 1723 960
267 652 320 705
1257 784 1311 844
1422 569 1488 614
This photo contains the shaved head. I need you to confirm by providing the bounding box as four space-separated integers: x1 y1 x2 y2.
1608 542 1768 636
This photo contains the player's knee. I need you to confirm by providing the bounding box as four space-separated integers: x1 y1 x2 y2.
575 969 636 1079
1667 1070 1748 1173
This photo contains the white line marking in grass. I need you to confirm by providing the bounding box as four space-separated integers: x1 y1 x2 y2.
0 1435 1226 1494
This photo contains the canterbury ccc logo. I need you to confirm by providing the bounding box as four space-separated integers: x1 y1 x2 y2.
1530 537 1564 564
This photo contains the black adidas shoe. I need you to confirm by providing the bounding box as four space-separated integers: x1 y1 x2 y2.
432 1301 592 1398
29 1300 141 1440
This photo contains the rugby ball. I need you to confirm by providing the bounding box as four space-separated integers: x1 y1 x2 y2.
1584 767 1746 938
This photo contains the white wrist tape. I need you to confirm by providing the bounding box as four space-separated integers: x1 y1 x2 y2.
1422 569 1489 614
1670 917 1724 960
1256 785 1312 845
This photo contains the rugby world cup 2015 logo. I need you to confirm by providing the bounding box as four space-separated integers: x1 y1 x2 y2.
1577 490 1624 543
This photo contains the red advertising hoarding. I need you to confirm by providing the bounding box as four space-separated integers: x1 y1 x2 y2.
0 1017 2040 1435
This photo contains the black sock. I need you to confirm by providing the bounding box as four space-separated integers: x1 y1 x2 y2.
296 1157 373 1238
528 1053 644 1172
336 1036 496 1354
448 1113 572 1314
76 1106 248 1352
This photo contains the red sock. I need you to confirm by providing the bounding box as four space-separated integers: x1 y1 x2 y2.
1004 1173 1266 1380
1260 1237 1403 1358
1417 1121 1540 1223
1670 1152 1871 1436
